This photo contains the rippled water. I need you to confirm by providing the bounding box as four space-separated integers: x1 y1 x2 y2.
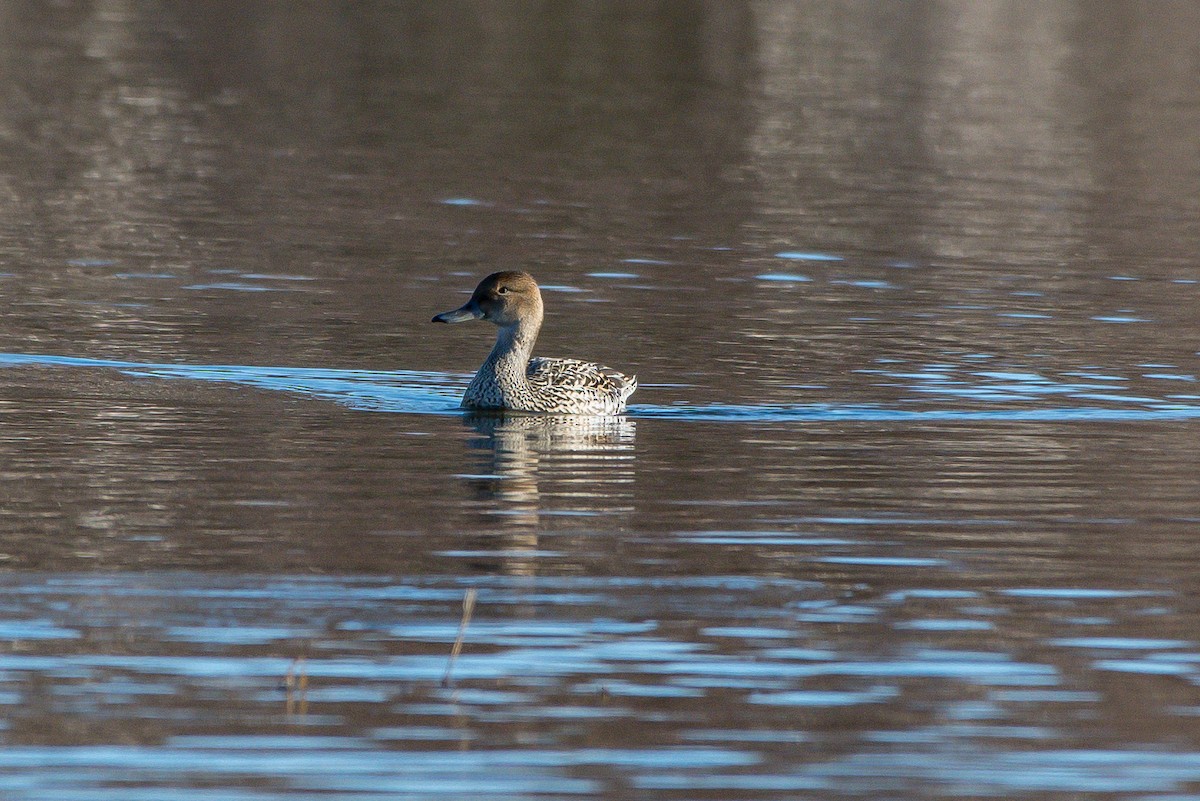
10 350 1200 422
3 2 1200 799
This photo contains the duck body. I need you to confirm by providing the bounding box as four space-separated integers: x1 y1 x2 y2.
464 354 635 415
433 271 636 415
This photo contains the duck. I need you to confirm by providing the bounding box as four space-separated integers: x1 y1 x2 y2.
432 271 636 414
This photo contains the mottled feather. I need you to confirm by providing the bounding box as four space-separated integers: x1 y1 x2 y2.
526 358 637 415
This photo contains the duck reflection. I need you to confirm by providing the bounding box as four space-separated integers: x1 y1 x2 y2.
459 413 636 574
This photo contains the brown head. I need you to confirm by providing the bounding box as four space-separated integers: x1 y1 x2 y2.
432 271 544 328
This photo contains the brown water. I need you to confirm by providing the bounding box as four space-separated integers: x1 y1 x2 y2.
3 2 1200 798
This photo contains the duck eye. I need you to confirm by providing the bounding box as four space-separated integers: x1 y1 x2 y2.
497 286 509 294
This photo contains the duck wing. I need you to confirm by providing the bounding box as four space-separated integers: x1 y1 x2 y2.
527 357 637 405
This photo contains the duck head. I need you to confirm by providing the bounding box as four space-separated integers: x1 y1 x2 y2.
432 271 544 328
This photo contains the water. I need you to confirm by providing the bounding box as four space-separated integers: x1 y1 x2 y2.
2 1 1200 798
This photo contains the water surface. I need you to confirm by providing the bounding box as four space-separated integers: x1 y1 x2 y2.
2 2 1200 799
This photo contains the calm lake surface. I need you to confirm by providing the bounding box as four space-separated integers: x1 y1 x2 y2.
2 2 1200 798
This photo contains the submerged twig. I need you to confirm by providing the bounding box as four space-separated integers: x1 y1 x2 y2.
441 588 477 687
285 655 309 716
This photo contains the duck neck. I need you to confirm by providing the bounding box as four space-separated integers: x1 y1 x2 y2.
482 318 540 391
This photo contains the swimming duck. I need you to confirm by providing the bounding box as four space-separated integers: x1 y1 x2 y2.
432 271 636 414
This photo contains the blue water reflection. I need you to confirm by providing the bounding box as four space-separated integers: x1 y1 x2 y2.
6 352 1200 422
1 571 1198 798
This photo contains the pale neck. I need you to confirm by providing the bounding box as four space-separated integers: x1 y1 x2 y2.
484 317 541 373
